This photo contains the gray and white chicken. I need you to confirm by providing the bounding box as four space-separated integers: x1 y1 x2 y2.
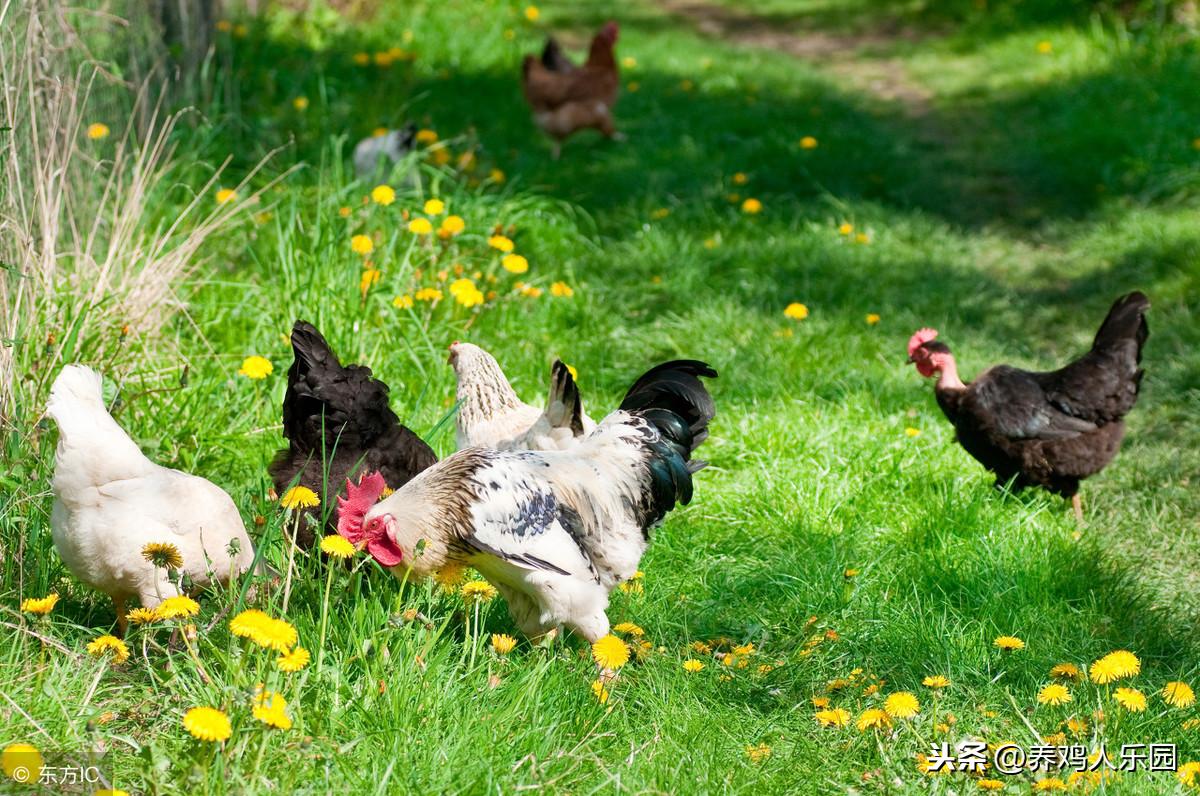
337 360 716 642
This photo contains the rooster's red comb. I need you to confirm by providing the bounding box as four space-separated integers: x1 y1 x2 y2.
336 471 388 544
907 328 938 357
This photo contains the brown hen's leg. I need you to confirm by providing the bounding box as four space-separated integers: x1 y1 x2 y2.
1071 494 1083 523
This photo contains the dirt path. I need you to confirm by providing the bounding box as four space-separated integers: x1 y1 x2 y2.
653 0 1031 223
654 0 936 116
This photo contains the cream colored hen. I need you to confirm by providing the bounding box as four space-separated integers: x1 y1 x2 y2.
46 365 257 633
449 342 595 451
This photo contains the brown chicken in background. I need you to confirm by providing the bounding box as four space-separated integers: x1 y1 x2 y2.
521 22 621 159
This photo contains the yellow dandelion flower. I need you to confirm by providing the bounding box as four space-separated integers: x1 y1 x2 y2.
488 235 515 252
216 188 237 204
230 609 298 652
905 427 922 437
415 287 443 302
683 659 704 673
741 197 763 214
1066 716 1089 735
856 708 892 731
370 185 395 205
855 233 870 244
393 294 414 310
524 5 539 21
319 535 356 559
87 634 130 665
1051 663 1082 680
885 691 920 719
252 690 292 730
454 285 485 307
816 708 851 728
435 565 466 591
691 641 711 654
415 129 438 144
86 122 110 140
2 743 44 783
977 779 1005 791
784 302 809 321
1178 761 1200 786
339 206 352 218
1038 683 1072 706
994 635 1025 651
238 355 273 379
183 707 231 742
277 646 311 672
440 215 466 236
519 283 543 298
352 52 370 65
142 541 183 569
351 234 374 255
591 680 609 704
613 622 644 637
155 595 200 620
360 268 381 294
732 172 748 185
1089 650 1139 683
461 580 498 602
423 199 445 215
20 593 58 615
650 207 670 219
799 136 819 149
409 218 434 235
550 281 573 298
1031 778 1066 792
838 222 854 235
281 486 319 510
1164 681 1196 708
216 19 233 32
745 743 771 762
502 254 529 274
592 634 630 669
1037 41 1053 54
292 96 309 111
489 168 506 183
1114 687 1146 712
127 607 158 625
491 633 517 655
923 675 950 689
866 313 881 325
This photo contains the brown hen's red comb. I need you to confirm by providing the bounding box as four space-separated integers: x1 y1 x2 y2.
908 328 939 357
336 471 387 544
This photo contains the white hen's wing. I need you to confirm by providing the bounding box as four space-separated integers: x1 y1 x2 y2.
462 455 601 581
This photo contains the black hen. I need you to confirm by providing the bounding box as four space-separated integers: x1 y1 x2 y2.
269 321 438 547
908 292 1149 517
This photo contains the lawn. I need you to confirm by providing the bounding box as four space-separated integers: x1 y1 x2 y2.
1 0 1199 793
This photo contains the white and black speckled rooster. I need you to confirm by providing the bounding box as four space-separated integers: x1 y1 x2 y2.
337 360 716 642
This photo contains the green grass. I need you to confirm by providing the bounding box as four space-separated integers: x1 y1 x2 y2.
2 0 1199 792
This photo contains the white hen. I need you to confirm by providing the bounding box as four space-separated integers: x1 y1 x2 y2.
338 360 716 642
449 342 595 451
46 366 256 632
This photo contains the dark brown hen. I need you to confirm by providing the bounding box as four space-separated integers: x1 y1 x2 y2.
908 292 1149 518
269 321 438 547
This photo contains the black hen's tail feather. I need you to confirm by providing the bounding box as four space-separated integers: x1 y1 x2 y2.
621 361 717 530
290 320 340 374
619 360 717 454
547 359 585 435
1091 291 1149 362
